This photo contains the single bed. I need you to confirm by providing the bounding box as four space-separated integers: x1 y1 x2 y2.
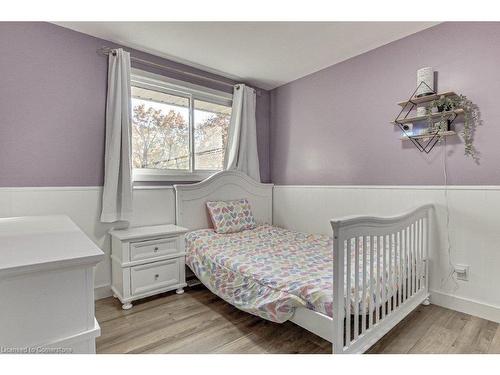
174 171 433 354
186 224 333 323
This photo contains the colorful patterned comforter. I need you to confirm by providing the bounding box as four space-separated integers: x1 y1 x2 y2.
186 225 400 323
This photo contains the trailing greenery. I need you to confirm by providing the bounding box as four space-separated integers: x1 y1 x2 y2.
425 95 480 162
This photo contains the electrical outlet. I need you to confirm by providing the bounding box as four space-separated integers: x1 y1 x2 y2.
454 264 470 281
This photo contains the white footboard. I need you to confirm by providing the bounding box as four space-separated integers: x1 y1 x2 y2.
331 205 433 354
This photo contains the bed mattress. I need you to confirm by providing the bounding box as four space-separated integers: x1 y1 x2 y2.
186 224 400 323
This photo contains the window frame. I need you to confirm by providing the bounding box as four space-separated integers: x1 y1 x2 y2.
130 69 233 182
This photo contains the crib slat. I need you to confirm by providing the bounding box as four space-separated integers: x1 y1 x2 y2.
388 234 393 314
381 235 387 319
399 231 403 306
373 236 380 323
361 236 367 334
368 236 374 329
414 223 418 294
411 222 417 295
345 239 352 346
377 236 385 320
392 234 396 311
420 218 424 289
407 226 410 297
354 237 360 340
405 226 410 301
409 225 412 297
415 219 421 292
415 220 419 291
386 235 391 315
411 222 415 293
410 224 414 296
402 228 407 303
424 217 428 286
391 232 398 310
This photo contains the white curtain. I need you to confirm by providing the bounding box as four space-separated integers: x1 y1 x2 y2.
100 48 133 223
224 84 261 182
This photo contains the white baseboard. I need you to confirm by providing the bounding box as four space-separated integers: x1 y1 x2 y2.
94 284 113 300
430 290 500 323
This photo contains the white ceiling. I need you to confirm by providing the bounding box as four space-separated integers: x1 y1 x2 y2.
55 22 439 90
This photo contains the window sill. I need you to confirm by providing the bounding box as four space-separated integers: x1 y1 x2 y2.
132 170 218 183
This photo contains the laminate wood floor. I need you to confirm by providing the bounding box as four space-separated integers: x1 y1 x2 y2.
368 303 500 354
95 286 500 354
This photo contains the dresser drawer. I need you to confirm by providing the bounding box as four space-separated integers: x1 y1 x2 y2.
130 259 181 295
130 237 180 262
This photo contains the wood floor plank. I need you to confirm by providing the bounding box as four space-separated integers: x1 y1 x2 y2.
214 319 330 354
97 296 222 352
408 324 458 353
488 325 500 354
407 307 462 354
475 320 498 354
369 305 445 354
366 307 427 353
138 308 260 353
95 286 497 354
97 291 218 337
99 299 242 353
95 289 200 323
448 316 498 354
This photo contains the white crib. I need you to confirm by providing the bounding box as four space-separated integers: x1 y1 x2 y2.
331 205 433 353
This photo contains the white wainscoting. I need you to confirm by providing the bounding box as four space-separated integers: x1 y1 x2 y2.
273 185 500 323
0 186 175 298
2 184 499 323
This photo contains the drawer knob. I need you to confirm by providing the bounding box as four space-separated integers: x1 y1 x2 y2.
154 247 159 252
154 274 159 280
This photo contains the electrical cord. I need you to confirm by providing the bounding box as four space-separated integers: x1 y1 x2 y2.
442 138 459 289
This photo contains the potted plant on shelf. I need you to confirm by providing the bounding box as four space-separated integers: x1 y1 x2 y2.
424 94 480 161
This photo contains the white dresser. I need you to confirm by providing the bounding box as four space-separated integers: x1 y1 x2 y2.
0 215 104 354
109 224 188 310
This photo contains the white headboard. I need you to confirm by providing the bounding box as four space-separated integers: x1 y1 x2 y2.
174 171 273 231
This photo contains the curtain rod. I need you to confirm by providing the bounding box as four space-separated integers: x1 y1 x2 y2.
97 47 261 95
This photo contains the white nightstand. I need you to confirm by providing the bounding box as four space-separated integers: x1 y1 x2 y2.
109 224 188 310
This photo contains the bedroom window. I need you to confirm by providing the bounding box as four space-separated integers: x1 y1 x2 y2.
130 69 232 182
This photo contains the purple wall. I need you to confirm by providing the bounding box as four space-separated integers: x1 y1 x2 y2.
270 22 500 185
0 22 270 186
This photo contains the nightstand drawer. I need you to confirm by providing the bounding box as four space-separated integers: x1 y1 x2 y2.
130 259 180 295
130 237 180 262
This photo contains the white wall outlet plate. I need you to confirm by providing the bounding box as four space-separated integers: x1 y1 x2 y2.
454 264 470 281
